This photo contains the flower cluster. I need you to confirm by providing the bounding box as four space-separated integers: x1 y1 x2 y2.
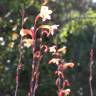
20 6 59 48
48 45 74 96
17 5 59 96
15 5 74 96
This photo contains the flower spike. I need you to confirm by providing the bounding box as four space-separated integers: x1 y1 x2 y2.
39 6 52 21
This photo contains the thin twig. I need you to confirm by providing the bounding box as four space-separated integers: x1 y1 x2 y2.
29 46 35 96
14 69 19 96
14 38 23 96
15 6 25 96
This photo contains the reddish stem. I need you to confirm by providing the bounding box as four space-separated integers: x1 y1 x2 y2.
89 48 94 96
15 38 23 96
34 15 40 29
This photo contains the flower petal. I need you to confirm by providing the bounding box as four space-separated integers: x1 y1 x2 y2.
20 28 31 37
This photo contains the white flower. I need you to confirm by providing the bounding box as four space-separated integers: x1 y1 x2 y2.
63 89 71 95
49 25 59 35
39 6 52 21
49 45 57 53
23 39 34 48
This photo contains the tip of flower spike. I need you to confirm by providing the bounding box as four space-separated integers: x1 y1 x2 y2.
39 6 52 21
41 6 52 14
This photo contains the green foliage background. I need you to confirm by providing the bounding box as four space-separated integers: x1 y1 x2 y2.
0 0 96 96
